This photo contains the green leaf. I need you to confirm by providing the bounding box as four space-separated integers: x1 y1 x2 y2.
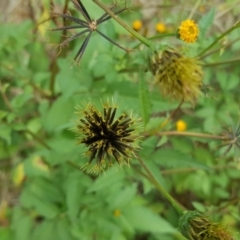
11 91 32 109
152 149 211 170
20 178 62 219
56 59 88 100
112 184 137 208
64 172 90 221
123 205 175 233
91 53 113 78
41 96 74 132
27 42 49 71
12 207 32 240
0 124 12 144
0 227 14 240
31 220 56 240
140 136 159 156
0 110 8 119
56 218 74 240
24 156 50 178
139 70 151 127
192 201 206 212
87 168 125 192
198 8 215 39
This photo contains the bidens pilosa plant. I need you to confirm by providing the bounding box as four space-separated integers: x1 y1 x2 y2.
51 0 239 239
1 0 240 240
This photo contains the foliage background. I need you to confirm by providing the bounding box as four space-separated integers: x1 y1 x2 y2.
0 0 240 239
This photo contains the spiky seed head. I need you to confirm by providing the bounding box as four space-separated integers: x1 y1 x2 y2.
179 211 234 240
149 49 203 104
74 101 141 174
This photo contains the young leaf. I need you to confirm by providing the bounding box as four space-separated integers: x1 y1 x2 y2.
152 149 211 170
138 70 151 127
123 205 175 233
198 8 215 39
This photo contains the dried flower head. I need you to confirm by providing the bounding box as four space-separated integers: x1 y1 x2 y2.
178 19 199 43
52 0 128 63
149 49 203 104
156 22 166 33
75 101 141 174
179 211 234 240
218 119 240 167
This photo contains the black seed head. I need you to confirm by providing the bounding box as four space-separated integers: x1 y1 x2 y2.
75 101 141 174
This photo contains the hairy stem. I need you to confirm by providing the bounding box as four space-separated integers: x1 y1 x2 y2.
203 58 240 67
136 155 184 215
154 131 228 140
197 22 240 58
199 36 240 59
25 129 52 150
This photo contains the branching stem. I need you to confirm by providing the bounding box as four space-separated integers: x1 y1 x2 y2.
197 22 240 58
92 0 153 47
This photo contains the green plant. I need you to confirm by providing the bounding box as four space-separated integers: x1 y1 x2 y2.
0 0 240 239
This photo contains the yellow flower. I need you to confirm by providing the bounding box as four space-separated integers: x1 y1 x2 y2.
176 120 187 132
132 20 143 31
156 22 166 33
178 19 199 43
113 209 121 217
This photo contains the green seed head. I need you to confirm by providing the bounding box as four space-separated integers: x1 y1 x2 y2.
149 49 203 105
179 211 234 240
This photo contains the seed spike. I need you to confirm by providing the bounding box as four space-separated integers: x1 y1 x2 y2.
97 7 127 24
60 29 90 46
74 31 92 63
53 12 88 26
51 25 87 31
71 0 91 23
104 107 112 124
95 29 128 52
108 107 117 125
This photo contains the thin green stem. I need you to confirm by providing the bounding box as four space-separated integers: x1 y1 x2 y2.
25 129 52 150
67 160 82 170
148 99 184 135
199 36 240 59
136 155 184 215
92 0 153 48
203 58 240 67
154 131 227 140
196 22 240 58
188 0 202 19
